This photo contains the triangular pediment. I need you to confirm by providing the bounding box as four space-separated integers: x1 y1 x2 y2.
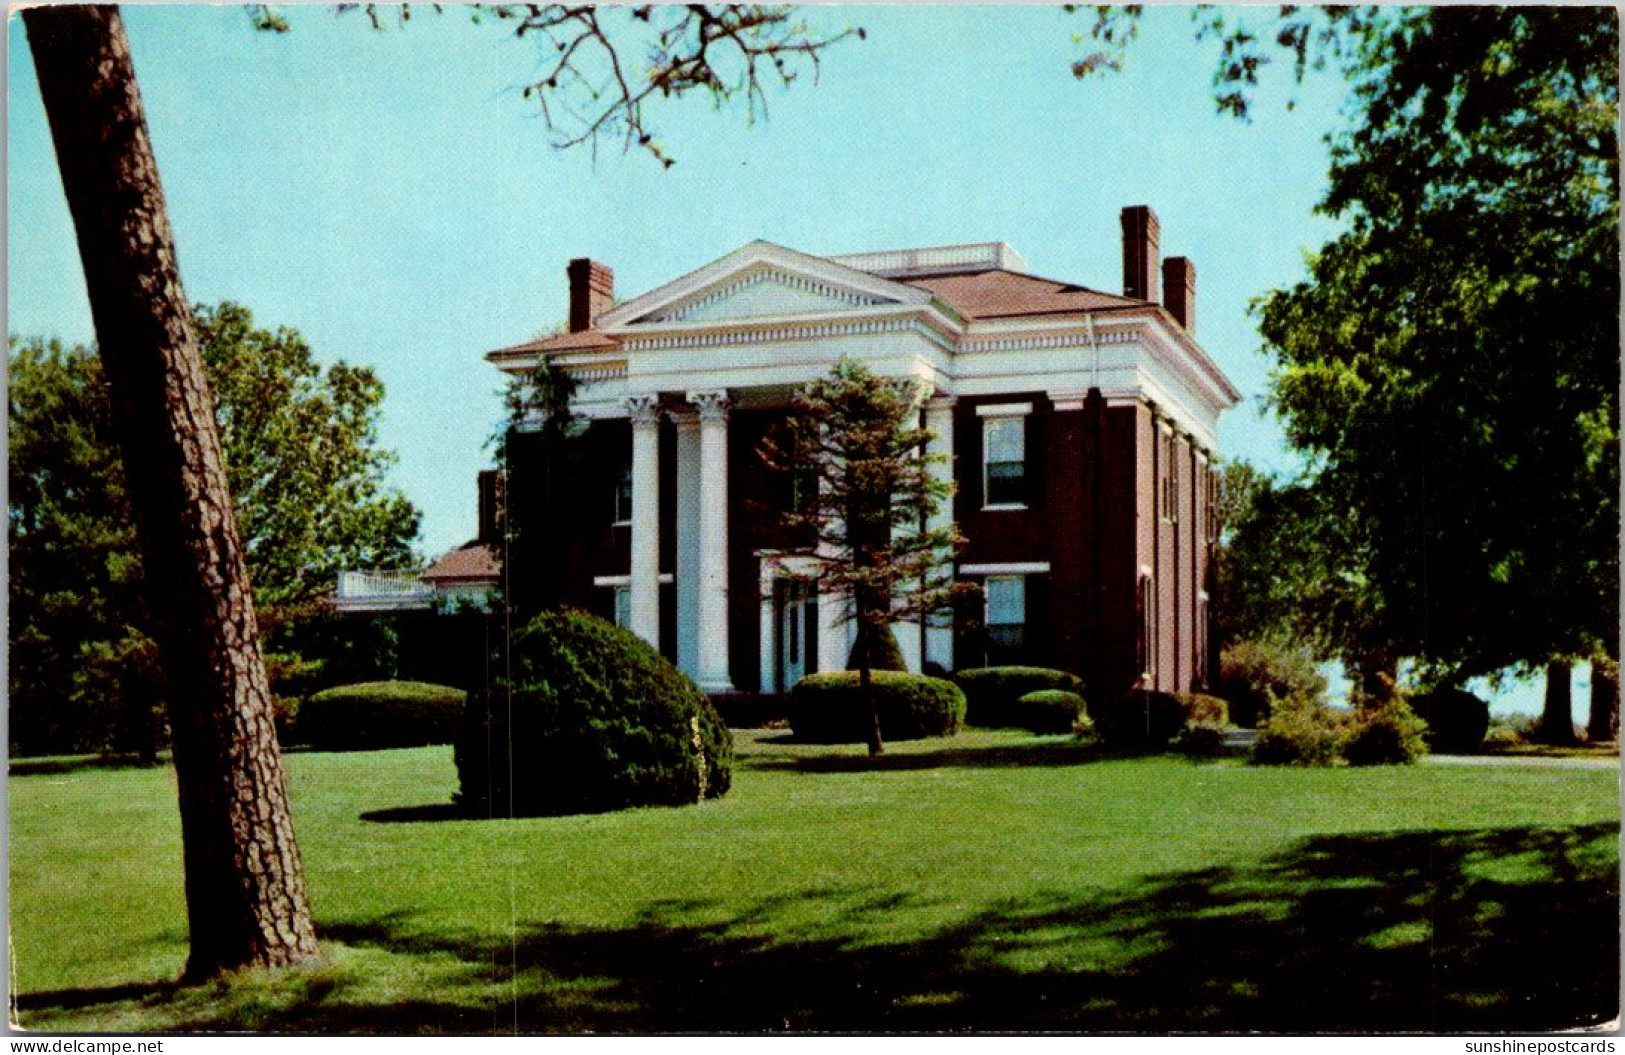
598 241 934 330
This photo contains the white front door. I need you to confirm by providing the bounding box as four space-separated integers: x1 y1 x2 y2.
778 578 818 692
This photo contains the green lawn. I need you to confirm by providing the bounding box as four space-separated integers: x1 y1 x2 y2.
11 729 1619 1032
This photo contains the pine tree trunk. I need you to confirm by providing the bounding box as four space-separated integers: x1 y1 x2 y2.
25 5 320 980
860 658 885 758
1539 659 1577 746
1587 654 1618 743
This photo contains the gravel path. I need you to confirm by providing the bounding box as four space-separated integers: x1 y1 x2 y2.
1421 752 1619 770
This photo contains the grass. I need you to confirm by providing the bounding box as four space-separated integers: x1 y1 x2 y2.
11 729 1619 1033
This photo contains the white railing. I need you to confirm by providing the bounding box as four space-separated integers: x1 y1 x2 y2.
831 242 1027 278
335 570 434 611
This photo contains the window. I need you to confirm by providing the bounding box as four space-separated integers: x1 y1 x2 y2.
613 585 631 629
1159 430 1178 523
613 464 633 524
985 575 1025 653
1137 571 1154 680
983 416 1026 507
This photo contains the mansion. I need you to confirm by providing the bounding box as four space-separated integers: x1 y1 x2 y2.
487 205 1239 701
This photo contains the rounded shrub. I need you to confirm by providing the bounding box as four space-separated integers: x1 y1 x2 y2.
1216 638 1328 728
954 666 1089 728
788 671 965 744
1408 687 1490 754
1093 689 1187 751
1015 689 1088 734
1343 699 1429 766
455 611 732 817
293 680 465 751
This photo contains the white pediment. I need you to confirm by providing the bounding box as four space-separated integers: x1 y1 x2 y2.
647 268 884 323
598 241 934 330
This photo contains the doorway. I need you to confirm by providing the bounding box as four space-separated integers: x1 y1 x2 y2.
776 577 819 693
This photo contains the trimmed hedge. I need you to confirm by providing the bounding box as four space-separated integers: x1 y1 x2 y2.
789 671 965 744
455 611 731 817
955 666 1089 728
1409 688 1490 754
1094 689 1187 751
1015 689 1088 734
292 680 465 751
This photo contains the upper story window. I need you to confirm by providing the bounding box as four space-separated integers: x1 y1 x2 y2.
979 405 1030 508
614 464 633 524
1159 428 1178 524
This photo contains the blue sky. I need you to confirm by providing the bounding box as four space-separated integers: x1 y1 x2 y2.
6 6 1578 713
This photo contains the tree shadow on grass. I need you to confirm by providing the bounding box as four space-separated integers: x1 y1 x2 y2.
741 738 1102 773
10 753 169 777
20 823 1615 1033
359 804 468 824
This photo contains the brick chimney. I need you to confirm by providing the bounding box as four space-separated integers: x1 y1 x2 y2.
1121 205 1161 303
567 257 614 333
1162 256 1196 334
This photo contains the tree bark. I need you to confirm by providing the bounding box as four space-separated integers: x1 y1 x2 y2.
25 5 319 980
1539 659 1577 746
1587 653 1618 743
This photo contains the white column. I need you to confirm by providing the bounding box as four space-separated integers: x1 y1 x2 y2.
674 411 702 680
627 394 662 649
816 582 849 674
894 398 926 674
923 395 957 672
688 391 735 694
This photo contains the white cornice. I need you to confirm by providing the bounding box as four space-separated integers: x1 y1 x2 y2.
619 309 959 354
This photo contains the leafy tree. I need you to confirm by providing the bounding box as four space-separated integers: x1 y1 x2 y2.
760 359 971 757
22 1 853 980
1253 7 1618 742
1213 459 1394 697
8 337 152 757
198 302 420 616
8 311 421 757
1084 8 1618 738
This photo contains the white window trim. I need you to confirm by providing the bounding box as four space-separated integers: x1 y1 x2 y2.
981 408 1029 511
960 561 1051 576
975 401 1034 417
594 573 675 586
983 574 1025 624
